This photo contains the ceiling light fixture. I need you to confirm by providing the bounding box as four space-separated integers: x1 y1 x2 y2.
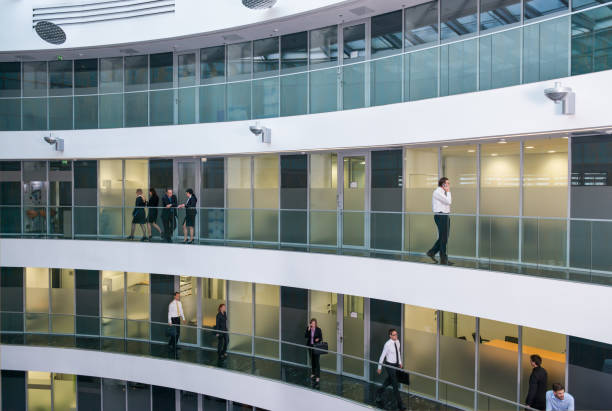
43 135 64 151
467 149 475 153
249 122 271 144
544 82 575 115
548 150 556 153
491 153 498 157
498 139 507 144
526 146 535 149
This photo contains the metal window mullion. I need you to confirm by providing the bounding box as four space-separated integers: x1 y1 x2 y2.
437 2 441 97
176 388 181 411
122 160 126 238
517 325 523 408
48 267 52 333
50 372 54 411
401 5 406 103
250 156 254 242
565 334 570 391
363 297 370 380
364 150 371 249
278 285 282 362
251 283 255 356
474 317 480 410
401 147 406 252
519 19 524 84
124 271 127 339
476 0 481 91
435 310 441 400
306 153 310 246
197 277 202 347
519 141 524 263
71 161 75 239
337 293 344 374
476 144 481 259
72 59 75 130
99 270 102 338
277 155 281 245
46 160 50 237
147 54 151 126
364 19 371 108
46 61 49 131
566 137 571 270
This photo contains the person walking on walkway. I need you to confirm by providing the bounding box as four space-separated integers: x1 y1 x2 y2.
215 303 228 358
127 189 147 241
375 328 406 411
427 177 452 265
147 188 162 241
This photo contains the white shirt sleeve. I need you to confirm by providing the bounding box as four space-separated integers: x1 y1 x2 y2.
179 301 185 321
378 341 389 371
397 341 402 367
168 302 172 323
433 188 452 206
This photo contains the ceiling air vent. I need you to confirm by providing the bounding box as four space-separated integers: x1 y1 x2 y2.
35 21 66 45
349 6 374 16
242 0 277 9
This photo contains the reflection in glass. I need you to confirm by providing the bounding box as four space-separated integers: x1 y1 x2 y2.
199 83 226 123
227 81 251 121
75 59 98 95
571 6 612 76
252 77 279 119
103 378 126 411
370 55 402 106
342 156 366 247
22 98 47 130
100 57 123 94
441 39 477 96
343 24 366 62
371 150 402 250
227 156 251 240
23 61 47 97
479 29 521 90
23 161 47 234
371 11 403 57
440 0 478 40
53 373 77 411
310 68 337 114
49 96 73 130
523 16 570 83
0 61 21 98
309 26 338 68
201 46 226 84
49 60 73 96
343 295 364 376
281 32 308 73
74 160 97 236
405 47 439 101
524 0 568 19
480 0 520 30
405 1 439 48
150 52 173 90
0 161 21 234
227 42 252 80
280 72 307 116
310 153 337 245
124 55 148 92
253 37 279 77
440 312 475 409
101 270 125 337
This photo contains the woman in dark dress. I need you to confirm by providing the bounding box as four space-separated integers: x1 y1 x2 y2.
127 188 147 241
177 188 197 244
147 188 162 241
305 318 323 383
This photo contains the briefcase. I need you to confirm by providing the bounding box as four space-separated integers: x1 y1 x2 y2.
313 341 328 355
397 369 410 385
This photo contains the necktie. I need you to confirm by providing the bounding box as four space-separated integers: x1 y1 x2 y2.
393 341 400 366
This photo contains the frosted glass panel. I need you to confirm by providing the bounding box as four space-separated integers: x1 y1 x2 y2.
179 276 198 344
342 63 365 110
202 278 226 328
440 312 475 389
310 291 337 371
28 371 51 411
405 147 438 212
310 68 337 114
523 16 569 84
310 153 337 210
253 155 279 209
102 270 124 337
440 39 477 96
521 327 566 403
126 272 149 339
406 48 439 101
343 295 364 376
479 216 519 261
124 159 149 236
480 141 520 216
370 55 402 106
405 213 437 253
227 157 251 208
50 268 75 334
404 305 437 398
342 156 365 247
53 373 76 411
442 145 477 213
479 29 521 91
255 283 279 358
228 281 252 353
478 319 518 401
26 267 49 332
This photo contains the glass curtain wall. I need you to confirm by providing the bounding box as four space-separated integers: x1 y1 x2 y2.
228 280 252 353
99 57 123 128
255 283 280 358
49 161 72 238
74 160 97 236
0 62 21 131
124 55 148 127
74 59 98 129
343 295 364 376
200 46 226 123
201 157 225 240
281 286 308 365
280 154 307 243
180 276 198 343
101 270 125 337
49 59 73 130
201 278 226 348
149 52 174 126
309 26 338 114
22 61 47 131
480 141 520 262
99 159 123 237
25 267 50 332
404 305 437 398
50 268 75 334
23 161 47 235
371 150 402 250
309 153 337 245
370 11 403 106
227 156 252 240
280 32 308 116
0 267 24 332
178 53 196 125
126 272 149 339
404 147 439 253
0 161 21 234
370 299 401 383
75 269 99 336
310 290 337 371
124 159 149 236
253 155 279 242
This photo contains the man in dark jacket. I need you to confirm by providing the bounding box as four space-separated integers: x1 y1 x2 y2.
215 303 228 358
526 354 548 410
161 188 177 243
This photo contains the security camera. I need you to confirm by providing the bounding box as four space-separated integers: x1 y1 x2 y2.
249 123 271 144
544 82 575 115
43 135 64 151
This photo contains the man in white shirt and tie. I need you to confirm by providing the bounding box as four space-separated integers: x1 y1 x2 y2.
427 177 452 265
375 328 406 411
168 292 185 349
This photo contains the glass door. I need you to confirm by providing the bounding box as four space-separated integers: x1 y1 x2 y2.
175 51 197 124
174 159 201 239
342 295 366 378
338 152 369 248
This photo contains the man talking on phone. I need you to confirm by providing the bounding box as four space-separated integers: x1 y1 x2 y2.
427 177 452 265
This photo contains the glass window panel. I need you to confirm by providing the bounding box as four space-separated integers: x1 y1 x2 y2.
479 29 521 91
228 280 252 353
103 379 126 411
48 160 72 238
371 150 402 250
127 272 149 339
309 153 337 245
227 81 251 121
101 270 124 337
281 286 308 365
440 312 476 409
23 161 48 235
53 373 76 411
371 10 403 57
49 60 73 96
253 37 279 77
480 141 520 215
524 0 568 19
281 154 307 243
124 159 149 235
252 77 279 119
201 45 226 84
310 25 338 68
369 299 401 381
1 267 23 313
310 290 337 371
23 61 47 97
255 283 280 358
202 278 226 330
99 57 123 93
405 1 439 48
573 0 608 9
0 162 21 235
523 16 570 83
370 55 402 106
199 84 226 123
280 72 307 116
309 68 337 114
0 62 21 97
76 269 100 335
227 42 252 80
178 53 196 87
150 52 173 90
180 276 198 336
203 395 227 410
405 47 439 101
405 147 438 213
343 24 366 62
404 305 437 398
50 268 75 333
180 390 198 411
99 94 123 128
75 59 97 95
571 6 612 76
149 89 174 126
440 39 477 96
77 375 101 411
478 319 518 401
150 273 175 342
481 0 521 31
49 96 73 130
28 371 51 411
22 98 47 130
125 92 148 127
74 95 98 129
125 55 148 92
253 155 279 242
202 157 225 208
74 160 97 236
281 32 308 73
127 382 150 410
521 327 566 403
2 370 26 410
0 98 21 131
441 0 478 40
26 267 49 333
99 159 123 236
227 157 251 240
342 63 365 110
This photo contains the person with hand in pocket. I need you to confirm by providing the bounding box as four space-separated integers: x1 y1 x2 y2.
305 318 323 383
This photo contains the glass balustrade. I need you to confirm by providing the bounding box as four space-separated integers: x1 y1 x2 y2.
2 205 612 286
1 4 611 131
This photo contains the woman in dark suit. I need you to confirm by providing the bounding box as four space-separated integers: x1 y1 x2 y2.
177 188 197 244
147 188 162 241
305 318 323 383
127 188 147 241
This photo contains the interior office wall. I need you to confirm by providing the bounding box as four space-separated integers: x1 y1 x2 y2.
3 70 612 161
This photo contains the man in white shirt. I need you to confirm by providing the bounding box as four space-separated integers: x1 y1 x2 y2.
168 292 185 349
375 329 406 411
427 177 452 265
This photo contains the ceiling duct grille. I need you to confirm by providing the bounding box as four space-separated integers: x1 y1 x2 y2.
242 0 277 9
32 0 175 26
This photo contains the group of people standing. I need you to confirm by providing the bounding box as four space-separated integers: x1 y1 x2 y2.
128 188 198 244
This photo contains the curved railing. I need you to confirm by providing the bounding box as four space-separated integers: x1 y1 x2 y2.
0 313 537 411
2 205 612 286
0 3 611 131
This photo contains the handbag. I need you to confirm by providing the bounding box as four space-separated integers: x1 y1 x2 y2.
397 369 410 385
313 341 328 355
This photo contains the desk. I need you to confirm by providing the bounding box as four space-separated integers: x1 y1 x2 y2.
484 339 566 364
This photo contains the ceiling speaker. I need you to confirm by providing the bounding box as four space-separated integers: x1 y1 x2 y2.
242 0 277 9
